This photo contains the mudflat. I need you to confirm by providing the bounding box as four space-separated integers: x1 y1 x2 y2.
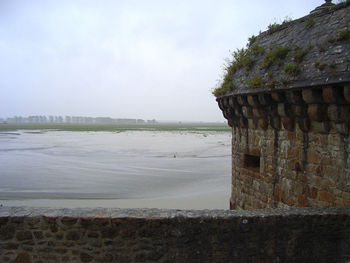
0 126 231 209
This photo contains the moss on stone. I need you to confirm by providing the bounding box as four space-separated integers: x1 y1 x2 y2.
315 61 327 71
336 27 350 41
245 75 264 88
306 17 315 28
293 46 309 64
262 45 290 68
284 64 300 76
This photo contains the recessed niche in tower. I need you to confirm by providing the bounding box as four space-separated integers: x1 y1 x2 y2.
244 154 260 170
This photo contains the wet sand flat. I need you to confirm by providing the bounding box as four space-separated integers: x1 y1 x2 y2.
0 130 231 209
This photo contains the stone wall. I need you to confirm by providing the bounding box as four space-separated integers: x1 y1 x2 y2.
1 207 350 263
231 126 350 210
218 84 350 210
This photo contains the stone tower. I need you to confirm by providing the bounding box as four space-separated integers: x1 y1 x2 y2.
215 2 350 209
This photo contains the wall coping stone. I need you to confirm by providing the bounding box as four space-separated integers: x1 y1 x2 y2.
1 206 349 219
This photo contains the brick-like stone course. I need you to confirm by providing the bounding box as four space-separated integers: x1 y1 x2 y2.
0 207 350 263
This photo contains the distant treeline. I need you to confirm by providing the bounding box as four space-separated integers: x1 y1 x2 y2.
1 116 157 124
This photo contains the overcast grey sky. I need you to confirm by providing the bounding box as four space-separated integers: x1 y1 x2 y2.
0 0 321 122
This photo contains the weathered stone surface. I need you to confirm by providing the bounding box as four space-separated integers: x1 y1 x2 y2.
33 232 43 240
307 104 328 121
80 252 93 262
0 225 15 240
16 231 33 241
66 230 80 241
216 3 350 97
323 86 345 104
0 207 349 263
11 252 31 263
60 217 77 226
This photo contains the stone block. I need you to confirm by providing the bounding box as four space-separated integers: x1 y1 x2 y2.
320 178 334 190
101 227 119 239
16 231 33 241
247 95 261 107
66 230 80 241
296 173 308 183
269 116 281 130
286 90 303 104
328 104 349 122
253 108 266 118
335 198 344 207
307 104 328 121
258 119 268 130
302 88 323 104
322 86 345 104
43 216 57 224
318 190 335 203
11 252 31 263
237 95 248 106
239 117 248 128
297 194 308 207
282 117 295 131
287 132 295 140
271 92 286 102
289 147 300 159
217 99 225 111
311 121 330 133
92 218 110 226
278 103 292 117
33 231 44 240
267 104 278 117
343 199 350 207
293 105 308 117
3 243 19 250
221 97 229 108
335 123 349 135
297 118 310 132
344 84 350 103
61 217 78 226
258 93 273 105
229 96 239 108
310 187 318 199
242 106 253 118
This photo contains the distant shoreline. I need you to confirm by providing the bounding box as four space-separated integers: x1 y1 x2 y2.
0 123 231 132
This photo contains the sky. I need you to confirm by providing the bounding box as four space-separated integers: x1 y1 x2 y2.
0 0 322 122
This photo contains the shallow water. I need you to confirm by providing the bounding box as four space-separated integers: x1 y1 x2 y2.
0 130 231 209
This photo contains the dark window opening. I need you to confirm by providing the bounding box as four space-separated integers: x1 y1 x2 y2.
244 154 260 169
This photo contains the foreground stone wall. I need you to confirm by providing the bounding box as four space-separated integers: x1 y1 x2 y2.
1 207 350 263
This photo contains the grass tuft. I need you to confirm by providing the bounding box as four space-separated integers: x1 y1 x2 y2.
262 45 290 68
284 64 300 76
245 75 264 88
337 27 350 41
315 61 327 71
292 46 309 64
306 17 315 28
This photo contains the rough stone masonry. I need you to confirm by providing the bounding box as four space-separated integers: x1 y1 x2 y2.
0 207 350 263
